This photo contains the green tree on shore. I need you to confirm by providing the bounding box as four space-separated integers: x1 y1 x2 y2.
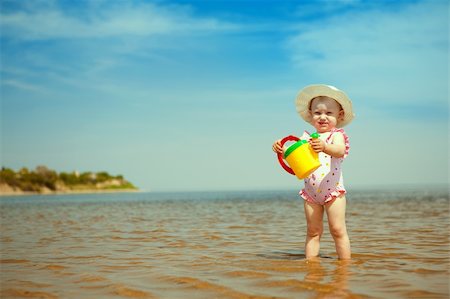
0 166 136 192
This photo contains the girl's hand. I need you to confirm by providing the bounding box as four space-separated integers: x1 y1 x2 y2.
272 140 283 154
309 138 326 153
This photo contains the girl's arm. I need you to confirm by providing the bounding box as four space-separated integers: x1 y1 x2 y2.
310 132 346 158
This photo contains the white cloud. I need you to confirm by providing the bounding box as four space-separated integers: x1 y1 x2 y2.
287 0 448 107
2 79 48 93
0 1 239 40
295 0 362 18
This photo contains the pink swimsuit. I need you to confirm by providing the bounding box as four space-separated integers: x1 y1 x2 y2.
299 128 350 205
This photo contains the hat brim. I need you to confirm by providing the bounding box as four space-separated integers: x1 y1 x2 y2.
295 84 355 127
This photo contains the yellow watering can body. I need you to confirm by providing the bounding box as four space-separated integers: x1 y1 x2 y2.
277 134 321 180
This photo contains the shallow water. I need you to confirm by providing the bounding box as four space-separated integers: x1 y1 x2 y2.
1 189 449 298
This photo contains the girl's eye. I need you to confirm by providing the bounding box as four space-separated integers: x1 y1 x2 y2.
326 112 333 115
314 112 321 115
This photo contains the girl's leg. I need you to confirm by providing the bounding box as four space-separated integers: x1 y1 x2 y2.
325 196 351 260
304 201 324 259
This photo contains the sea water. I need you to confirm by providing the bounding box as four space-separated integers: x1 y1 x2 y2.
1 188 448 298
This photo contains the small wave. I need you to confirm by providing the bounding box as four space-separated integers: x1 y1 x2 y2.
1 289 58 299
1 259 30 264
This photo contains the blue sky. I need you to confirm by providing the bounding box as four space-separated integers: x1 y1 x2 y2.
1 0 448 192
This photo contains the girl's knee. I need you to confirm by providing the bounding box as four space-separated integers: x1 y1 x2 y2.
307 225 323 238
329 224 347 239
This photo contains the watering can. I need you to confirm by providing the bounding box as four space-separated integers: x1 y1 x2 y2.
277 133 321 180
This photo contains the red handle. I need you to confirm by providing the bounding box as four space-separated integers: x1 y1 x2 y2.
277 135 300 175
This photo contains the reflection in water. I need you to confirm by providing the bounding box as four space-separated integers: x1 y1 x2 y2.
304 258 326 284
329 260 351 298
303 258 352 298
1 189 449 298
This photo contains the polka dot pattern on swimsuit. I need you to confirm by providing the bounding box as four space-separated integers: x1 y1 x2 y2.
299 128 349 205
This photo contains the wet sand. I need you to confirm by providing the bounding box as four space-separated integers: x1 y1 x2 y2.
1 189 448 298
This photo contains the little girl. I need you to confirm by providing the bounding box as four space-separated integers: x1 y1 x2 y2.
272 84 355 260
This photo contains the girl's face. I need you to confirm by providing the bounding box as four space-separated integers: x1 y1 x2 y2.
309 96 344 133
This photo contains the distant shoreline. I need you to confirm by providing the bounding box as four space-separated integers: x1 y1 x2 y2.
1 166 138 197
0 187 140 197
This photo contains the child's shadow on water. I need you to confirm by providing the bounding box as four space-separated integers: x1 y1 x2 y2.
257 250 333 260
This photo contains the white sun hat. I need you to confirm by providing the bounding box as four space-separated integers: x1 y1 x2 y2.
295 84 355 127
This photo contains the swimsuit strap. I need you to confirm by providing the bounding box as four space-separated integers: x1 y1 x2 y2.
326 128 350 158
325 128 338 143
